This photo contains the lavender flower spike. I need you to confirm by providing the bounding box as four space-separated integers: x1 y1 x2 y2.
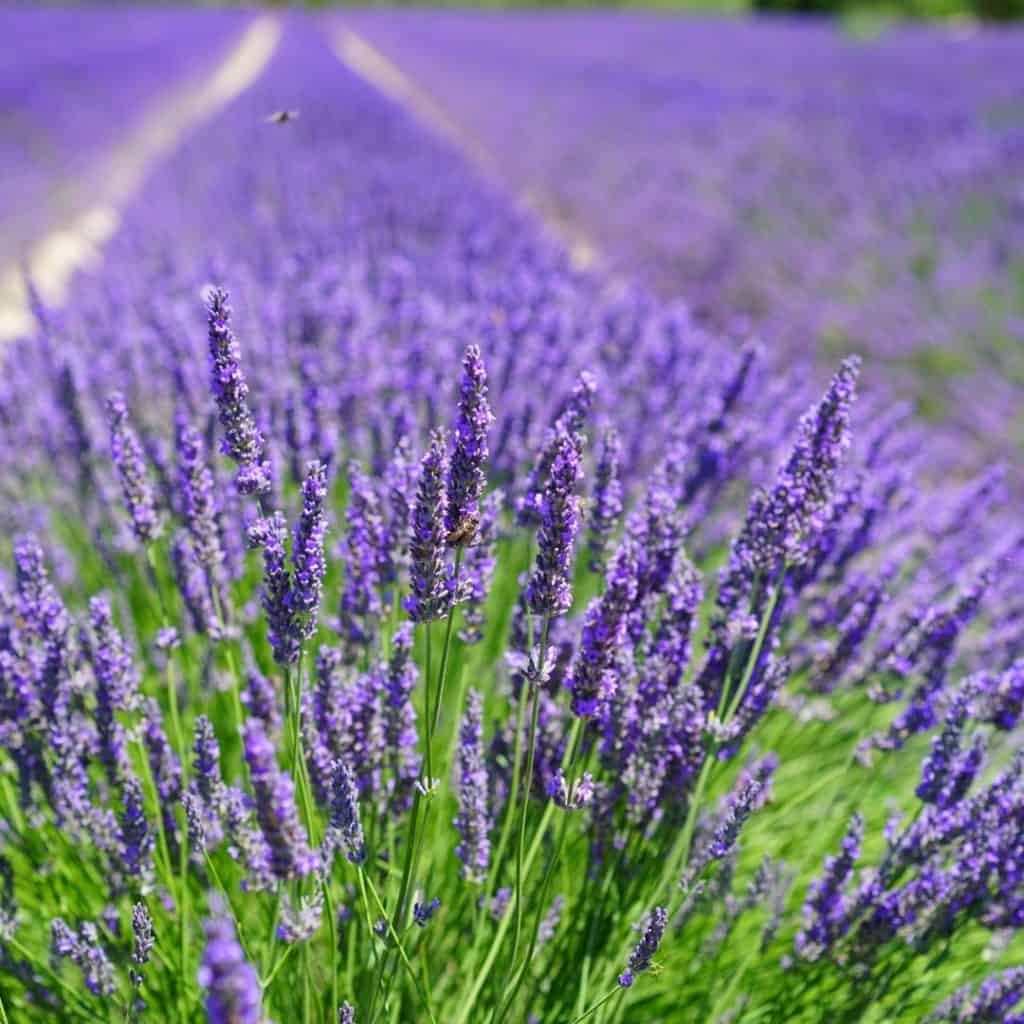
794 812 863 961
107 391 161 544
567 539 638 716
243 718 316 881
176 418 225 577
329 758 366 865
251 511 298 667
446 343 494 543
291 460 328 642
206 287 270 496
404 430 451 623
525 429 584 618
454 690 489 883
618 907 667 988
199 905 267 1024
339 1004 356 1024
587 428 623 573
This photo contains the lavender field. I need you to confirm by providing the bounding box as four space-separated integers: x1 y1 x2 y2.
0 11 1022 1024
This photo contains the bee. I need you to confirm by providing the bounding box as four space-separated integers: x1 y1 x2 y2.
265 110 299 124
445 515 480 549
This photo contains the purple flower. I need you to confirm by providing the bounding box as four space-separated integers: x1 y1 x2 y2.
517 372 596 527
587 428 623 573
291 460 329 641
546 771 594 810
175 418 225 579
404 430 452 624
917 686 974 806
454 690 489 883
243 667 280 736
198 906 266 1024
338 460 385 656
107 391 161 544
458 489 503 645
719 357 860 612
192 715 225 811
251 512 298 666
329 757 366 866
685 755 777 887
141 699 182 856
618 906 667 988
794 813 863 961
413 896 441 928
985 661 1024 730
446 343 493 541
51 919 115 996
87 595 135 783
171 531 221 639
381 624 419 800
339 1004 356 1024
567 539 637 716
131 902 154 987
119 776 154 881
243 718 316 881
525 429 584 618
277 888 324 943
206 287 270 496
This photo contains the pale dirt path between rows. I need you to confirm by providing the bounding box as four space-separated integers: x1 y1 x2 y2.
332 27 601 277
0 15 282 343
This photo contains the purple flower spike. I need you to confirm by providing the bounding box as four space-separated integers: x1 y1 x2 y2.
329 758 366 866
176 418 225 579
618 907 667 988
720 357 860 611
87 595 136 784
405 430 451 624
794 813 863 961
454 690 490 883
206 287 270 496
252 511 297 667
413 896 441 928
446 343 493 542
119 776 154 881
525 429 584 618
567 539 638 716
587 428 623 574
107 391 161 545
243 718 316 881
291 460 328 641
199 905 266 1024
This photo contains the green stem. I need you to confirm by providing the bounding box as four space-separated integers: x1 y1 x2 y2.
569 987 622 1024
498 717 586 1021
361 870 439 1024
511 614 551 963
429 548 464 734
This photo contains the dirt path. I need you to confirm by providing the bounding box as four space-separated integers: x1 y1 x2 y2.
332 26 600 275
0 15 282 343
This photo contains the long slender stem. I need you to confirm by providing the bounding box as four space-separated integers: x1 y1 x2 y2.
511 614 551 963
569 987 622 1024
362 869 439 1024
498 717 586 1021
430 548 464 734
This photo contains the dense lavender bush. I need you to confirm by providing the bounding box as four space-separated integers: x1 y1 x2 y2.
0 15 1021 1024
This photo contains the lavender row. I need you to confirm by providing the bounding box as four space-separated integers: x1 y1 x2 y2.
345 12 1024 466
0 8 248 264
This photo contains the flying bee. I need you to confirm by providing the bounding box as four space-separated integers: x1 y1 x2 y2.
265 110 299 124
446 514 480 549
